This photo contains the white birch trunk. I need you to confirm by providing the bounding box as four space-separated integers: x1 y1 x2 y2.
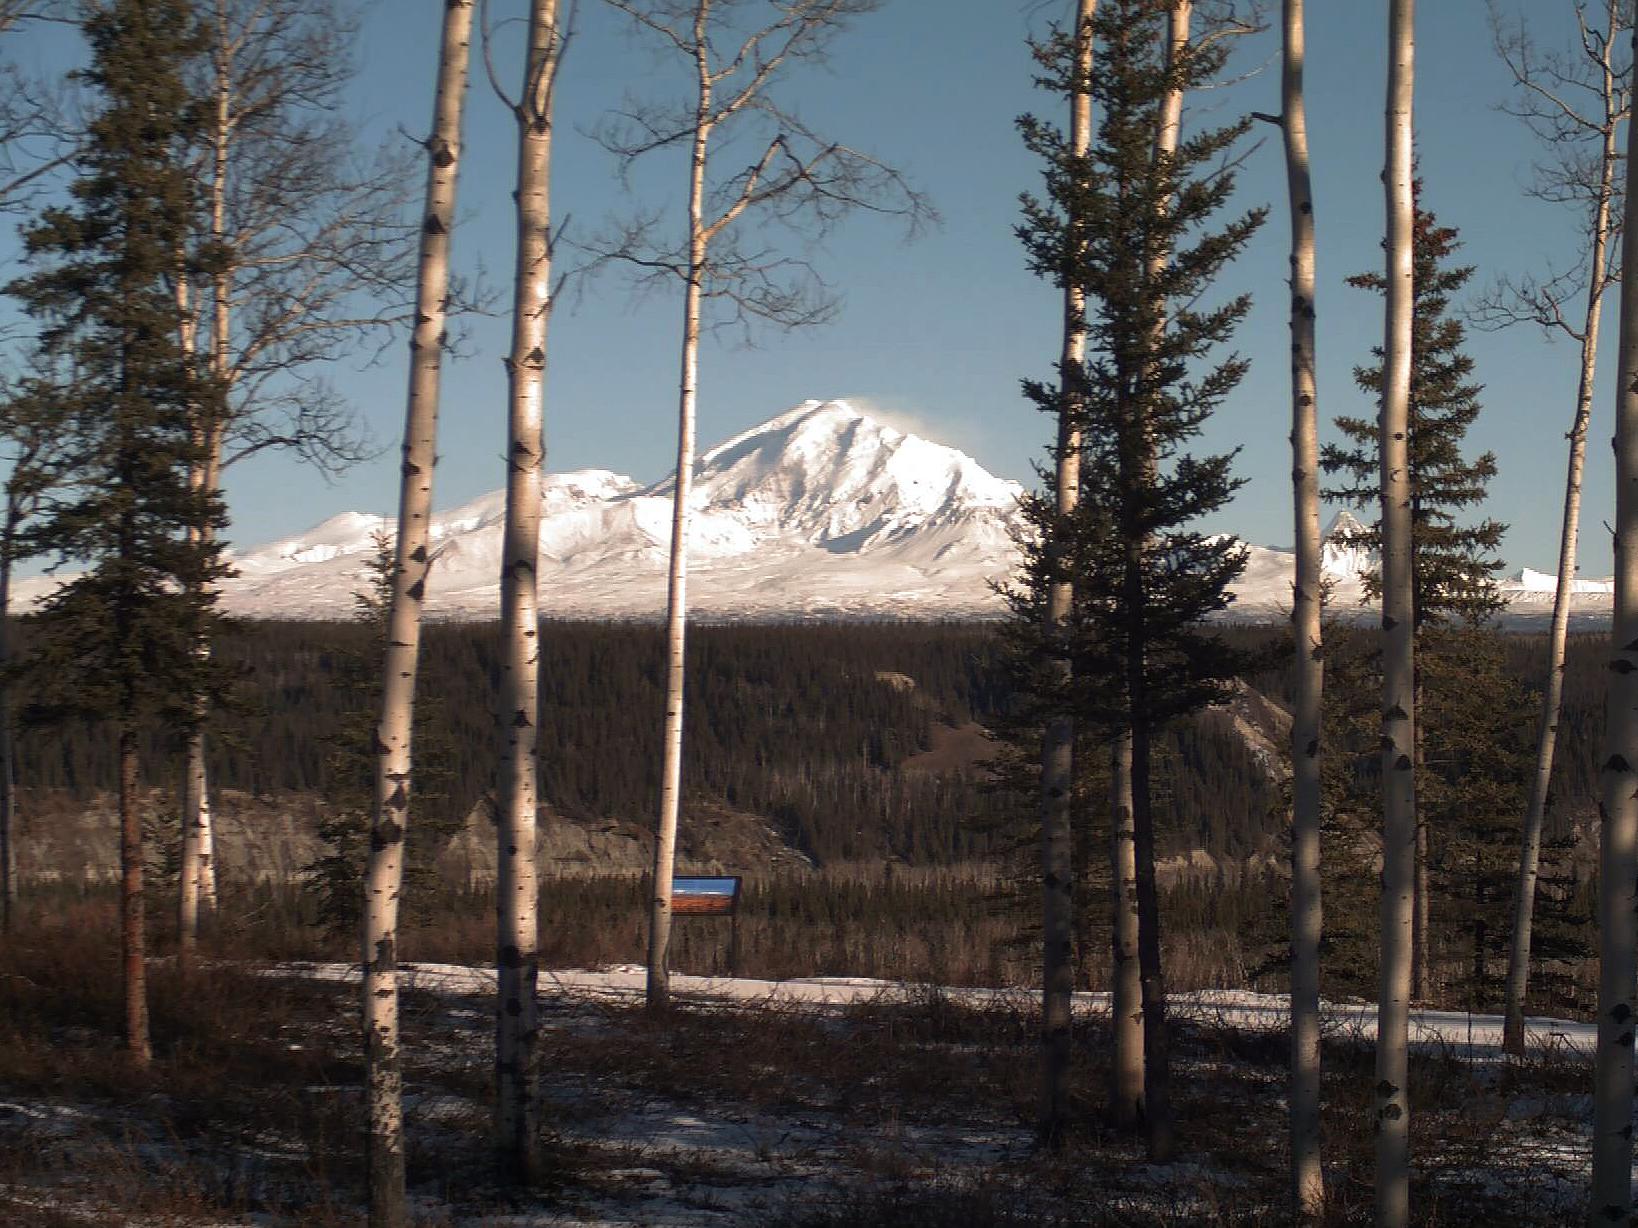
1039 0 1094 1144
196 778 215 913
197 0 232 925
495 0 558 1184
1590 18 1638 1217
179 733 209 952
646 3 713 1016
1376 3 1417 1223
1109 732 1143 1125
1279 0 1323 1215
179 0 236 952
362 6 472 1225
1503 12 1621 1058
174 251 206 960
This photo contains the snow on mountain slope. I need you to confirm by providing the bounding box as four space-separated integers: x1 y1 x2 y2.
1507 566 1613 596
7 398 1615 622
647 401 1022 550
1320 509 1373 584
210 400 1027 620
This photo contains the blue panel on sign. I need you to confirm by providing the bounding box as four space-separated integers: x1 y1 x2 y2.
673 876 739 896
671 875 741 915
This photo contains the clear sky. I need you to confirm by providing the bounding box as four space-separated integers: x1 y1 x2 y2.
8 1 1628 576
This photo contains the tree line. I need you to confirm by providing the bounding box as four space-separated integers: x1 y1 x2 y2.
2 617 1355 865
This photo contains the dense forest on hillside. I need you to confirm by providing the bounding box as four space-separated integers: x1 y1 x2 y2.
5 619 1611 868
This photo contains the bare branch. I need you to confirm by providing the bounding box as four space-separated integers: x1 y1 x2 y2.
479 0 524 113
1481 0 1628 334
586 0 934 336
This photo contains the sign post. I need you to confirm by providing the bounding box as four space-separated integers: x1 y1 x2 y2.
671 875 743 976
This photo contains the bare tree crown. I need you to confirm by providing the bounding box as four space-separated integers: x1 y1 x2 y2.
590 0 935 336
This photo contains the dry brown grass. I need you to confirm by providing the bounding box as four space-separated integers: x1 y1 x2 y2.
0 887 1597 1227
0 898 508 1223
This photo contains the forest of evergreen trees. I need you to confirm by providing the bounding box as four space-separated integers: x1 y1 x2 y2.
5 618 1612 872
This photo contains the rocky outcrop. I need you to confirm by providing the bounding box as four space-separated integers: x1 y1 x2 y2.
9 788 813 888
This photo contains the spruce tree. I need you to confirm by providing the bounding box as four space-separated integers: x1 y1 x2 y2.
305 530 452 943
1417 624 1533 1011
6 0 226 1066
1322 191 1507 628
1013 0 1265 1157
305 531 400 942
1322 190 1509 1002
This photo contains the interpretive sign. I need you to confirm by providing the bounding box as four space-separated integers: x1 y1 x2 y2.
669 875 743 974
671 875 741 916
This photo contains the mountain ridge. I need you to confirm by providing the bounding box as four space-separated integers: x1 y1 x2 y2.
10 398 1612 622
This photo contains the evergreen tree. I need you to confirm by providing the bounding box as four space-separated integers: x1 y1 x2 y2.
1315 623 1537 1008
1322 191 1507 627
305 531 396 941
1013 0 1265 1158
304 530 453 942
1322 189 1510 1002
1418 625 1533 1011
6 0 226 1066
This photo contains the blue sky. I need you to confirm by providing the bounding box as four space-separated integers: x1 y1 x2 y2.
8 1 1628 575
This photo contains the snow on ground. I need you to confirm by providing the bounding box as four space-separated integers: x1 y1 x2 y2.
266 961 1598 1225
292 960 1599 1060
0 957 1602 1226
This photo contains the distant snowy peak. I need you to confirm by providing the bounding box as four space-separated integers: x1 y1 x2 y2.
192 400 1028 620
1506 566 1613 596
648 399 1023 549
230 469 638 579
233 511 388 574
1321 509 1373 585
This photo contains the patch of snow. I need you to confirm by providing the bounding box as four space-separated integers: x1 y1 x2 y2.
279 961 1597 1057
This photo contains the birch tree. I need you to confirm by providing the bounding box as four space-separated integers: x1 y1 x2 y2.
1134 0 1189 1159
1107 731 1141 1123
0 1 76 219
174 0 418 952
1591 15 1638 1219
361 4 472 1224
594 0 930 1014
1023 0 1095 1146
1376 0 1417 1221
1256 0 1323 1213
488 0 565 1184
1475 0 1630 1057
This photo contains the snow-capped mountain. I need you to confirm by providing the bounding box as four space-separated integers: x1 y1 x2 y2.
9 398 1614 622
1320 509 1373 584
216 399 1030 621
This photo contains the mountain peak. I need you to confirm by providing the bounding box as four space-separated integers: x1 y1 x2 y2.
1323 508 1367 540
1321 508 1373 584
646 399 1021 549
